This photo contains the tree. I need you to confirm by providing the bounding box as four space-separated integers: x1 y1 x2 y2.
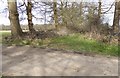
53 0 58 30
60 1 64 25
118 1 120 46
118 1 120 31
7 0 23 37
60 1 68 26
98 0 101 19
113 1 119 33
26 0 36 33
79 1 83 16
97 0 102 32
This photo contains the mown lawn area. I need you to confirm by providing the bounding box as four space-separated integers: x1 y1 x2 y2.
1 31 119 56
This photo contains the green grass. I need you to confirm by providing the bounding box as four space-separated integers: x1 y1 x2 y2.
1 31 119 56
50 34 119 56
0 31 11 43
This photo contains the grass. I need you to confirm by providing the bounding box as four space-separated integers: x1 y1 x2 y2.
1 31 119 56
0 31 11 43
50 34 119 56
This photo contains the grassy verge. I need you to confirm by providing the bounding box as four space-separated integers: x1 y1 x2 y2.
50 34 118 56
0 31 11 43
1 31 119 56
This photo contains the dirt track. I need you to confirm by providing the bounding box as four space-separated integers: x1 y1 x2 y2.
2 45 118 76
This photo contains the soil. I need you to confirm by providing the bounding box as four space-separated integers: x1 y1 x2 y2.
2 45 118 76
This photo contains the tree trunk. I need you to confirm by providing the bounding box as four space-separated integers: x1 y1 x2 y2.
118 1 120 31
60 1 65 25
118 1 120 46
65 2 68 26
44 5 47 25
113 2 119 33
27 0 35 33
97 0 102 33
98 0 101 19
8 0 23 37
53 0 58 30
80 1 83 16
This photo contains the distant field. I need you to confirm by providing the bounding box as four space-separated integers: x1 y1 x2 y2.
0 30 11 32
0 24 55 31
0 31 11 43
0 30 11 36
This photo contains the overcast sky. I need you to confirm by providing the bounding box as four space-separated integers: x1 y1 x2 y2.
0 0 115 25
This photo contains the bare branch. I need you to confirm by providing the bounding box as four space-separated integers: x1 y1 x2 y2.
101 3 114 14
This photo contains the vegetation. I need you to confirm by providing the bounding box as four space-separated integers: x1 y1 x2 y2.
7 0 23 37
50 34 118 56
0 31 11 43
0 0 119 57
1 31 118 56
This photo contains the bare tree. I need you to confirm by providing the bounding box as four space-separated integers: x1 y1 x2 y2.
98 0 101 19
118 1 120 31
60 1 68 26
7 0 23 37
79 1 83 16
26 0 36 33
113 1 119 33
53 0 58 30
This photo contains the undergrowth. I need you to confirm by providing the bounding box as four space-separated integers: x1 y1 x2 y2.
1 32 119 56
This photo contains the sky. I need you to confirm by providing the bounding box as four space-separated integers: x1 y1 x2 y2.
0 0 115 26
